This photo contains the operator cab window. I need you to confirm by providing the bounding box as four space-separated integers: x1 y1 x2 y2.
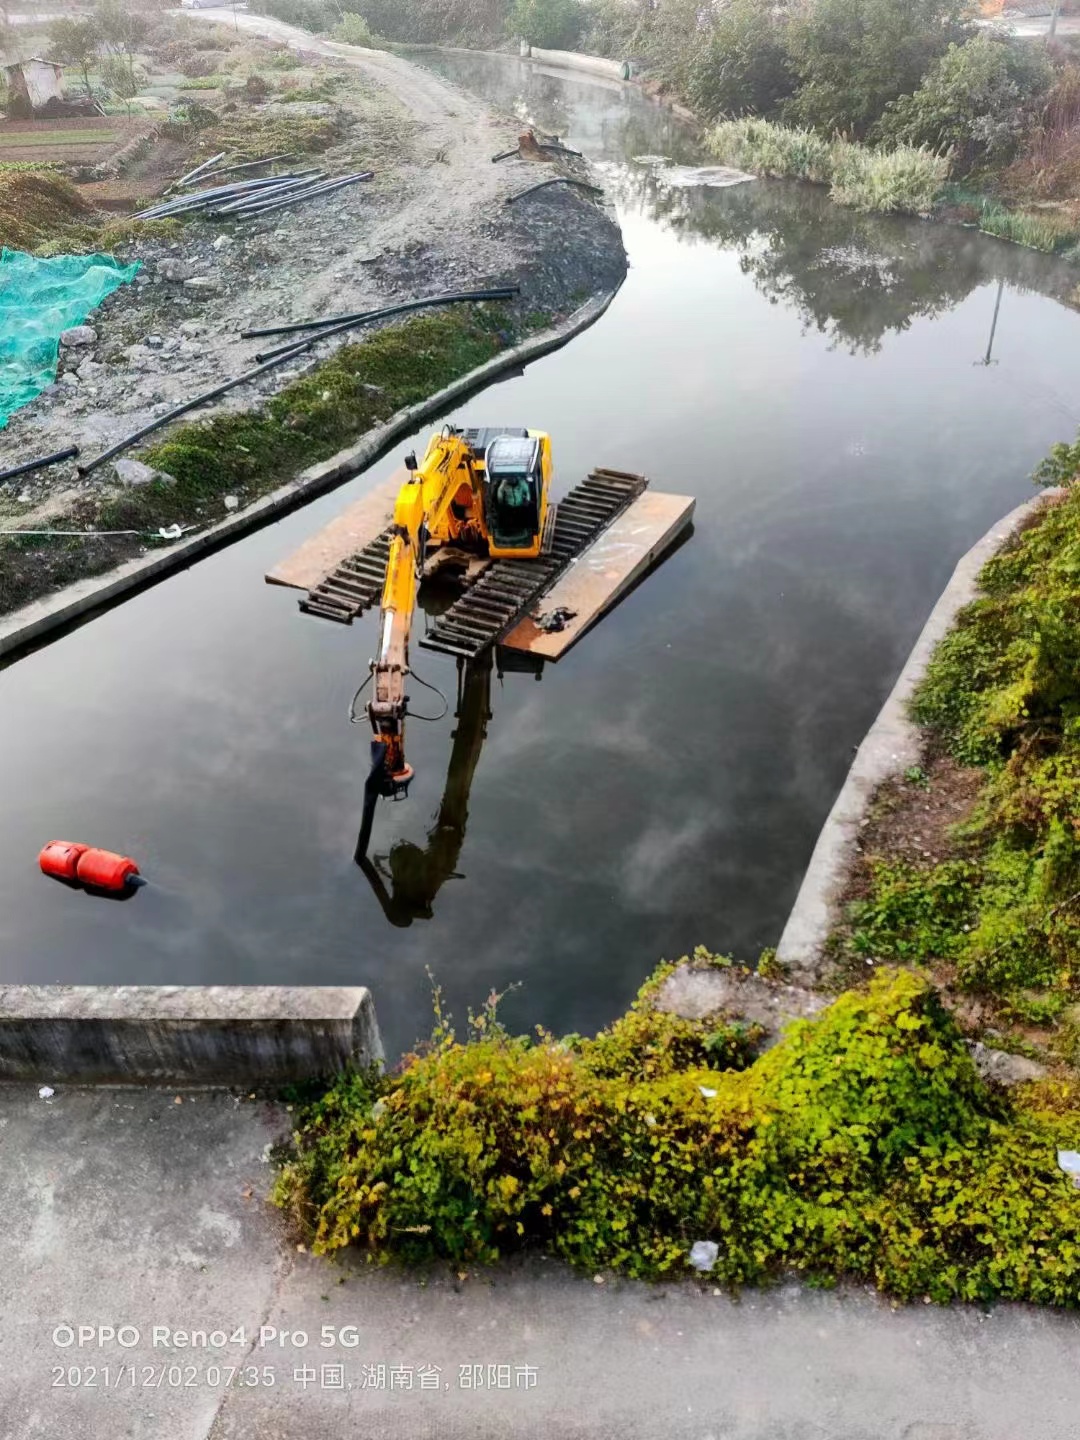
487 435 541 545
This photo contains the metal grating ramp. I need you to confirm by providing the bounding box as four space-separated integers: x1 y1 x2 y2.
300 528 393 623
420 468 647 658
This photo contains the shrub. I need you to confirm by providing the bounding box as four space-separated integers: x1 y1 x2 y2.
828 138 949 213
849 860 981 961
709 117 832 183
878 34 1052 173
708 119 947 215
783 0 972 139
675 0 795 121
275 966 1080 1303
333 11 379 46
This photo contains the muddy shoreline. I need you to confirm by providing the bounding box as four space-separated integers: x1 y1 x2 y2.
0 18 627 627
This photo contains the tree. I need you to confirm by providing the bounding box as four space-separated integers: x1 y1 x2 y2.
784 0 972 139
508 0 585 49
877 34 1051 172
101 50 143 113
94 0 149 82
47 16 101 99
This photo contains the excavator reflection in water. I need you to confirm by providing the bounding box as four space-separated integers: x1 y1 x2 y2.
354 646 541 926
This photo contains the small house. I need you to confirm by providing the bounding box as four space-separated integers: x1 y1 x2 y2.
4 58 65 117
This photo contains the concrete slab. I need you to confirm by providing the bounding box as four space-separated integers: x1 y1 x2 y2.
0 985 382 1086
502 490 695 661
6 1084 1080 1439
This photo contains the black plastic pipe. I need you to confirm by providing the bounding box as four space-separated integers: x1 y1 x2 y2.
77 290 521 477
76 352 315 478
505 177 604 205
251 288 520 364
242 286 519 343
0 446 79 484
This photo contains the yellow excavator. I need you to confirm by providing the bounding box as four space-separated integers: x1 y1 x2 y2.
357 424 554 851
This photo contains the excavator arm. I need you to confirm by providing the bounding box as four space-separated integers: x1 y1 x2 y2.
359 430 484 851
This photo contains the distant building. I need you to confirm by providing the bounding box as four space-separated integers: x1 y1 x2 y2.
4 57 65 116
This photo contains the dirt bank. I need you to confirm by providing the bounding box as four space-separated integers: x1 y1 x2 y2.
0 14 626 623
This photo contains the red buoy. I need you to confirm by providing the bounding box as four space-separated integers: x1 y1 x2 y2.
38 840 89 881
39 842 141 892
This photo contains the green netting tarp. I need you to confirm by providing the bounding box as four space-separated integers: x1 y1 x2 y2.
0 248 140 429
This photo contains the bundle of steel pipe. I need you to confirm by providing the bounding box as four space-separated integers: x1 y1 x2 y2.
210 172 330 216
187 153 295 184
133 171 323 220
210 169 374 220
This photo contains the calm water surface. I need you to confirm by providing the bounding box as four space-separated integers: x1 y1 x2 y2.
3 54 1080 1055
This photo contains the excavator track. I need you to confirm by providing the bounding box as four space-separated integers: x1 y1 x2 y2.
420 468 646 658
298 469 646 643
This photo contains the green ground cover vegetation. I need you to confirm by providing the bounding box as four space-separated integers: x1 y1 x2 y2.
275 960 1080 1304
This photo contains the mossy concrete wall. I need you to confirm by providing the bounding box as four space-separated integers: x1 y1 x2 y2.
0 985 382 1085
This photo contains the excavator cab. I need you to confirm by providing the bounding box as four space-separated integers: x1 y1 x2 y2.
485 433 547 557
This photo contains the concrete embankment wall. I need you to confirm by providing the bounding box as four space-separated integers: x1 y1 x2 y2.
526 46 630 81
775 491 1058 976
0 985 382 1085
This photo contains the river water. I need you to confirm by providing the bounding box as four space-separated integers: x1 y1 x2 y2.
3 53 1080 1056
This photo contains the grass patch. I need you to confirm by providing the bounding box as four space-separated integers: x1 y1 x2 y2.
0 129 117 148
708 118 948 215
976 202 1079 255
193 106 343 161
274 963 1080 1305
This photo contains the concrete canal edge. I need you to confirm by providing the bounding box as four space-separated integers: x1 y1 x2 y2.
0 985 383 1086
0 288 621 663
775 490 1059 976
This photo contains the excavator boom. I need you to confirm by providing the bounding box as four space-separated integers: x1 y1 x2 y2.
360 425 551 847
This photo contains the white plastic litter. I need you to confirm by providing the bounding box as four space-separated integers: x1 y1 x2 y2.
157 524 183 540
38 1086 55 1099
689 1240 719 1273
1057 1150 1080 1187
698 1086 717 1099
